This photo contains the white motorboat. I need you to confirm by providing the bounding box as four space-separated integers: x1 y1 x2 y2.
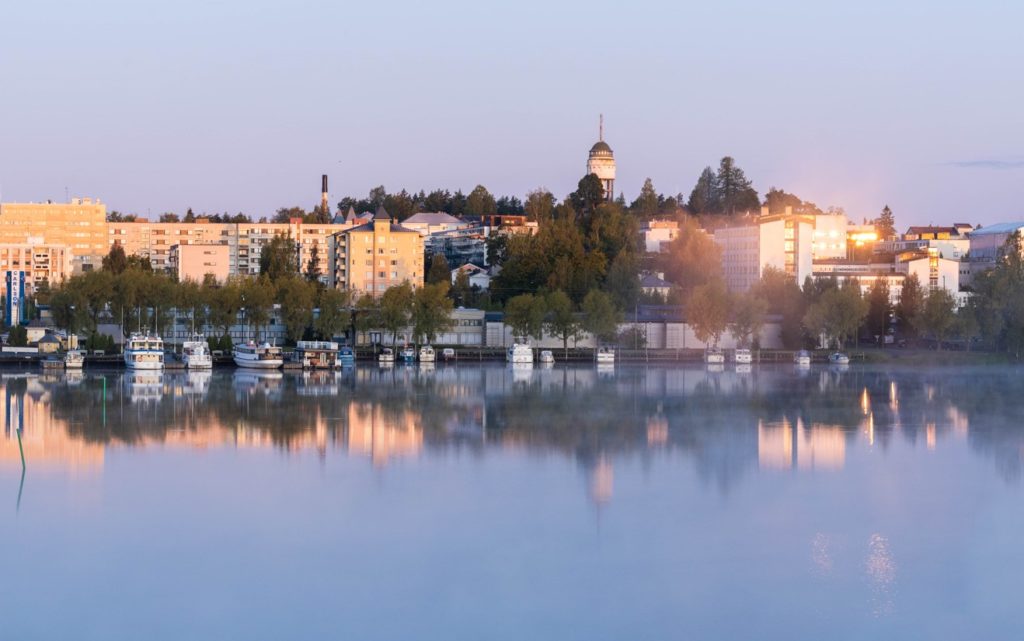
419 345 436 363
539 350 555 364
596 346 615 364
294 340 340 369
507 342 533 364
794 350 812 366
704 347 725 364
734 348 752 364
64 349 84 369
124 334 164 370
182 336 213 369
441 347 456 362
399 347 417 363
232 341 284 369
828 352 851 365
379 347 395 364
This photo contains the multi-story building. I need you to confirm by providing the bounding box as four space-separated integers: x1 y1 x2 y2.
331 207 424 296
639 220 679 253
714 207 815 292
0 244 73 297
811 213 848 260
401 212 469 236
0 198 107 272
169 243 231 283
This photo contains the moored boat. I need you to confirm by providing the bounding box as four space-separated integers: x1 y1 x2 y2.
64 349 85 369
232 341 283 369
828 352 850 365
182 336 213 369
124 334 165 370
794 350 811 366
379 347 395 364
704 347 725 364
418 345 436 363
734 348 752 364
539 350 555 364
507 342 533 364
338 345 356 367
596 346 615 364
400 347 417 363
441 347 456 362
294 340 340 369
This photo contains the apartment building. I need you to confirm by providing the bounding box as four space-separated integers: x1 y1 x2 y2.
331 207 423 296
714 208 815 292
0 198 107 272
169 243 231 283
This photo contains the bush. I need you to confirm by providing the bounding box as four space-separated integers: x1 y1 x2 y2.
617 326 647 349
7 325 28 347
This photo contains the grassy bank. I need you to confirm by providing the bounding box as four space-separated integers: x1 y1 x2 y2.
853 348 1017 366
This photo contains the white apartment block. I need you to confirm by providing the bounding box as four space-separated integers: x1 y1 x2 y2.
714 209 815 292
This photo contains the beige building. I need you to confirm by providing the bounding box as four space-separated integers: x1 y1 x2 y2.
0 244 74 297
331 207 423 296
169 243 231 283
0 198 107 272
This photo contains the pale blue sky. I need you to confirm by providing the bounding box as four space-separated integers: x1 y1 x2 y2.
1 0 1021 226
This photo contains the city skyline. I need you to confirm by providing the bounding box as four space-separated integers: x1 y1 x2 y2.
1 1 1021 227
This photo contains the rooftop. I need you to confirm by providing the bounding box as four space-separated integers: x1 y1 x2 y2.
970 222 1024 236
403 212 464 225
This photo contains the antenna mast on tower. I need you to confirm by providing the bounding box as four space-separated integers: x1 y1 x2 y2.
599 114 604 142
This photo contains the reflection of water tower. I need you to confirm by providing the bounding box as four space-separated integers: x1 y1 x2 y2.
4 378 26 437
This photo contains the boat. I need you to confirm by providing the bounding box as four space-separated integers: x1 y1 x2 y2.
419 345 436 363
704 347 725 364
41 356 64 370
539 350 555 364
338 345 356 367
794 350 812 366
379 347 395 364
232 341 284 369
400 346 417 363
828 352 850 365
441 347 456 362
294 340 340 369
596 346 615 364
507 342 533 364
64 349 85 369
734 348 752 364
124 334 165 370
182 336 213 369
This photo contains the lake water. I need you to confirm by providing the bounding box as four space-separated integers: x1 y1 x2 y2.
1 364 1022 640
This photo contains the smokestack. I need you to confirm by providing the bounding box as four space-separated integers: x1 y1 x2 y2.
321 174 329 216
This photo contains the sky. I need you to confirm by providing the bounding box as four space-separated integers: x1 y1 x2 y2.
1 0 1022 227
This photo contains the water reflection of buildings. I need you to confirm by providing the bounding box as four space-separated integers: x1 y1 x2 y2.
758 418 846 471
344 402 422 468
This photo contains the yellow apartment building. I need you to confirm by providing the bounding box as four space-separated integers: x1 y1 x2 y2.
331 207 424 296
0 198 107 272
169 243 232 283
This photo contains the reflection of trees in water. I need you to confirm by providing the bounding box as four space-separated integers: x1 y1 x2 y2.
29 365 1024 483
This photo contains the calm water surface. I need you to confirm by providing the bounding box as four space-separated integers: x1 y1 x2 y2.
1 364 1023 640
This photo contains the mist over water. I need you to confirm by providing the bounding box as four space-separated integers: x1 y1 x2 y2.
1 364 1022 640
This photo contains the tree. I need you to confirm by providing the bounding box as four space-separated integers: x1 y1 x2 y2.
687 279 730 347
496 195 524 215
581 290 620 344
427 254 451 285
505 293 546 342
258 234 297 282
7 325 27 347
803 281 868 349
354 294 380 343
763 188 823 216
631 178 659 219
954 299 981 351
687 167 720 214
209 279 242 340
102 243 129 274
749 267 805 348
273 206 307 224
919 288 957 349
604 251 640 311
315 288 351 341
158 212 180 223
875 205 897 240
730 291 767 348
716 156 760 216
412 282 454 344
304 244 322 283
570 174 605 216
380 282 414 345
451 270 472 307
49 286 90 336
544 290 582 358
896 274 925 341
659 217 723 298
240 277 274 341
464 185 496 217
277 276 315 342
865 278 892 343
183 208 197 223
524 189 556 223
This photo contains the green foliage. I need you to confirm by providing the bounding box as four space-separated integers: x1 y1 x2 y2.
865 278 892 340
524 189 556 223
570 173 605 216
258 234 298 282
919 288 957 349
277 276 316 343
763 188 823 216
603 251 640 311
380 282 414 344
617 326 647 349
803 280 868 349
304 244 322 283
505 293 545 341
84 331 116 353
658 217 723 299
427 254 451 285
687 157 759 215
630 178 660 219
544 290 582 356
875 205 897 240
6 325 27 347
687 279 730 347
102 243 129 274
751 267 806 348
412 282 454 344
316 288 352 341
354 294 380 338
581 290 620 344
240 277 275 340
464 185 497 217
729 291 767 348
896 274 925 340
687 167 719 214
